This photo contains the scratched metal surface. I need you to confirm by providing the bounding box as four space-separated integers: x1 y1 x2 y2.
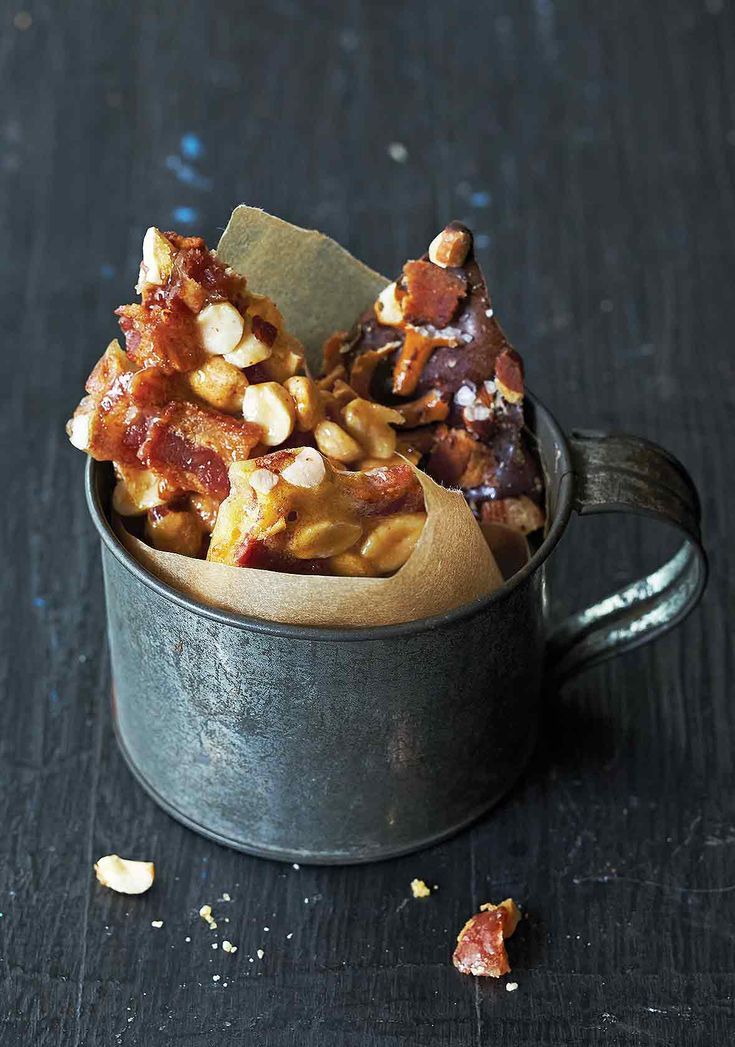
0 1 733 1044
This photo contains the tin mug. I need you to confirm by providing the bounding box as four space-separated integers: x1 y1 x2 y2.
85 393 707 864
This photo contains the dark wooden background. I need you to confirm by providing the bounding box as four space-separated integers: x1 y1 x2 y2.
1 1 733 1043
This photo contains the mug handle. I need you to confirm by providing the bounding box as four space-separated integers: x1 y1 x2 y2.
546 430 708 682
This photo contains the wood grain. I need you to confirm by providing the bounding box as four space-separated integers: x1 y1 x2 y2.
0 0 733 1043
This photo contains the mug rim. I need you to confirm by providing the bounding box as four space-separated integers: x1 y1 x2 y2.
85 390 575 642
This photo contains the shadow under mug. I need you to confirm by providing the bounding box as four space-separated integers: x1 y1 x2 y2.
85 393 707 864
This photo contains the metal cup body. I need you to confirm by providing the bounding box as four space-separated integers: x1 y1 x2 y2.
89 396 572 863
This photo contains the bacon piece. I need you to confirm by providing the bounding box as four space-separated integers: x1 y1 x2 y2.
453 899 520 978
339 464 424 517
139 402 261 501
399 260 466 328
116 298 202 373
252 315 277 347
426 426 493 489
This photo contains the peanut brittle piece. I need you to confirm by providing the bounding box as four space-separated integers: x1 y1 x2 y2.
208 448 426 576
453 899 521 978
328 223 545 533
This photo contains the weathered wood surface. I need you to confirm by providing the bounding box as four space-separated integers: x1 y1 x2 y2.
0 1 732 1043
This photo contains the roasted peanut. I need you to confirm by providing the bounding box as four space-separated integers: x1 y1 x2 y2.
187 356 248 414
95 855 155 895
196 300 245 356
112 466 164 516
136 227 175 292
248 467 279 494
281 447 326 488
225 323 273 369
314 420 363 463
374 281 404 326
284 375 324 431
342 398 404 459
289 520 363 560
242 381 296 446
359 512 426 574
327 551 378 577
145 507 205 557
428 223 472 268
66 405 93 451
189 493 220 533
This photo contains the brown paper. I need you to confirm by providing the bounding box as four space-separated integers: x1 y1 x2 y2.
117 206 505 627
217 205 388 367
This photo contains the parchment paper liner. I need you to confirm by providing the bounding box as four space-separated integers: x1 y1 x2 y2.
115 206 511 628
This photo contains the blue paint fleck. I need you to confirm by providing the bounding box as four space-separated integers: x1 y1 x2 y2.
475 233 492 249
172 206 199 225
165 155 212 191
180 133 204 160
470 191 491 208
33 596 46 608
99 263 116 279
49 688 60 705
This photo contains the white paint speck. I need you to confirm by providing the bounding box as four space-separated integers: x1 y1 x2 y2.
506 981 518 992
151 920 163 928
212 974 220 982
286 932 293 940
292 863 300 870
257 948 264 960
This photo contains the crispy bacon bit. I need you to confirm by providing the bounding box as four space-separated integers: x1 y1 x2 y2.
116 299 202 374
139 402 261 501
392 328 454 397
252 315 278 347
399 260 466 328
453 899 520 978
494 348 524 403
426 426 497 489
341 464 424 516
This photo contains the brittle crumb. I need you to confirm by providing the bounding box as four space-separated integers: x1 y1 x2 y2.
151 920 163 928
199 904 218 930
256 948 264 959
222 940 238 954
410 878 431 899
506 982 519 992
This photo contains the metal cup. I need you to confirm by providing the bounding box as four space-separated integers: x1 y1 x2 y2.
86 393 707 863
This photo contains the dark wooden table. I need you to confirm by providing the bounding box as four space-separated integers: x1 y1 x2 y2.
2 1 733 1043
